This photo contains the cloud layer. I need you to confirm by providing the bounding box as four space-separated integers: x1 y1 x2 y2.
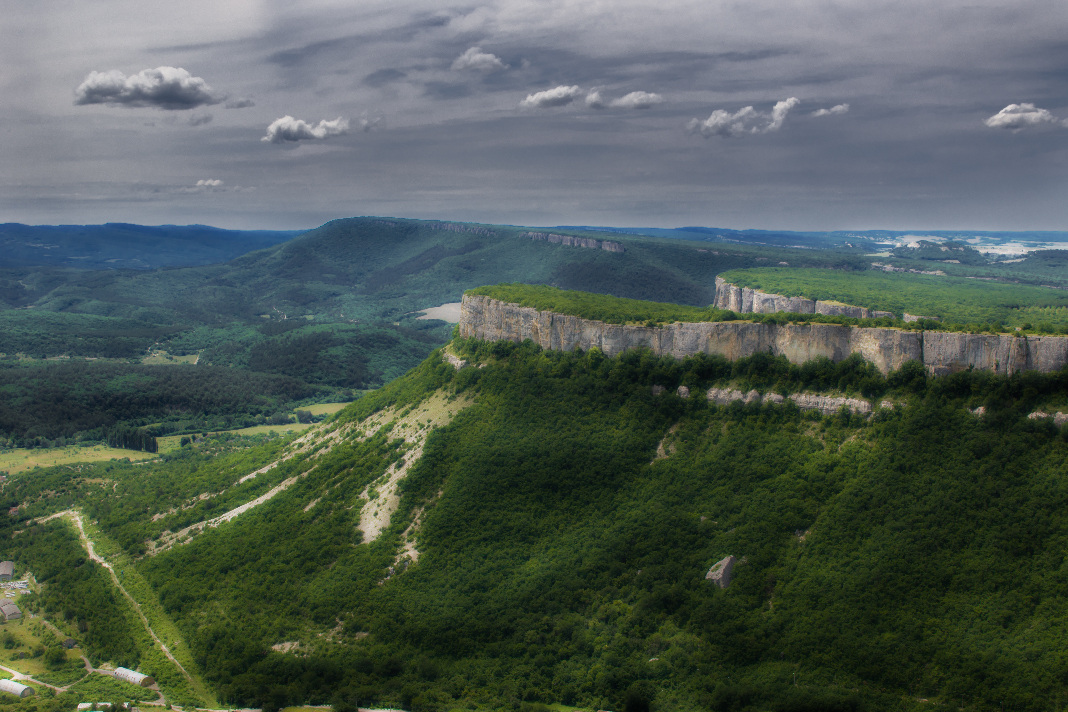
262 116 350 143
689 97 799 138
75 67 220 110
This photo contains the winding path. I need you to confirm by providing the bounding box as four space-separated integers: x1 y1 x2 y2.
36 511 196 694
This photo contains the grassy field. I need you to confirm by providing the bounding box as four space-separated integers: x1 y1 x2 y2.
0 618 85 684
0 445 156 475
0 403 353 467
303 401 353 416
140 350 199 365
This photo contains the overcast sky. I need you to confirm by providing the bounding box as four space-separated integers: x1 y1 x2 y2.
2 0 1067 231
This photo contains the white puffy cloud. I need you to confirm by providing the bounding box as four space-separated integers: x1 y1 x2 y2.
984 103 1062 130
609 91 663 109
74 66 220 110
767 97 800 131
520 85 583 108
451 47 507 72
586 89 662 110
812 103 849 117
688 107 758 137
688 97 799 138
261 116 350 143
196 179 223 187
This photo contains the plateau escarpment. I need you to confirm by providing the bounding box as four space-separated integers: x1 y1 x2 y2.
459 293 1068 375
713 276 895 319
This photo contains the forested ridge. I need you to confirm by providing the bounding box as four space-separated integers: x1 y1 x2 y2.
3 332 1067 711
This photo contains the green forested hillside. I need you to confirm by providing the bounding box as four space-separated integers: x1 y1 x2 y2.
3 333 1068 711
1 218 864 324
0 217 869 451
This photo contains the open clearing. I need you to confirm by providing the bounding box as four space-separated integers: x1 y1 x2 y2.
0 445 156 474
140 350 199 365
303 401 353 416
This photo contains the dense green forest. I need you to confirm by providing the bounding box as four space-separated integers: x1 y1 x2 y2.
3 332 1067 711
720 267 1068 331
0 360 319 447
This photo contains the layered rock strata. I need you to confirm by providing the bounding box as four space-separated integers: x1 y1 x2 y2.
705 387 874 416
713 276 880 319
459 294 1068 376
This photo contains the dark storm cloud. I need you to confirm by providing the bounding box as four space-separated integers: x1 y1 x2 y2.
74 66 221 110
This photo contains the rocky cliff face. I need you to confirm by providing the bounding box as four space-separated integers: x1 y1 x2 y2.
713 276 876 318
460 294 1068 375
521 231 625 253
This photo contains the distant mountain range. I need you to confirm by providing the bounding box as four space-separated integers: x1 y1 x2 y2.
0 223 306 270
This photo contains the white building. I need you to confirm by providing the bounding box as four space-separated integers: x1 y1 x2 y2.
114 667 155 687
0 679 34 698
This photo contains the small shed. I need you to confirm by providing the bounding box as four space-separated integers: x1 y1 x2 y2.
0 562 13 581
0 679 34 698
0 601 21 621
114 667 155 687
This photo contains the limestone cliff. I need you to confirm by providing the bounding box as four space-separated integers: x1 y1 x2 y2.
459 294 1068 375
520 231 625 253
713 276 876 318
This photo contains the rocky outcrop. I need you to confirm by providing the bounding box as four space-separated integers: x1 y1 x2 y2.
1028 411 1068 427
788 393 872 416
706 555 736 588
705 388 876 416
460 295 1068 376
714 277 877 319
521 232 625 253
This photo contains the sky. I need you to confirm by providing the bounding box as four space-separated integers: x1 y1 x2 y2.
2 0 1067 232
